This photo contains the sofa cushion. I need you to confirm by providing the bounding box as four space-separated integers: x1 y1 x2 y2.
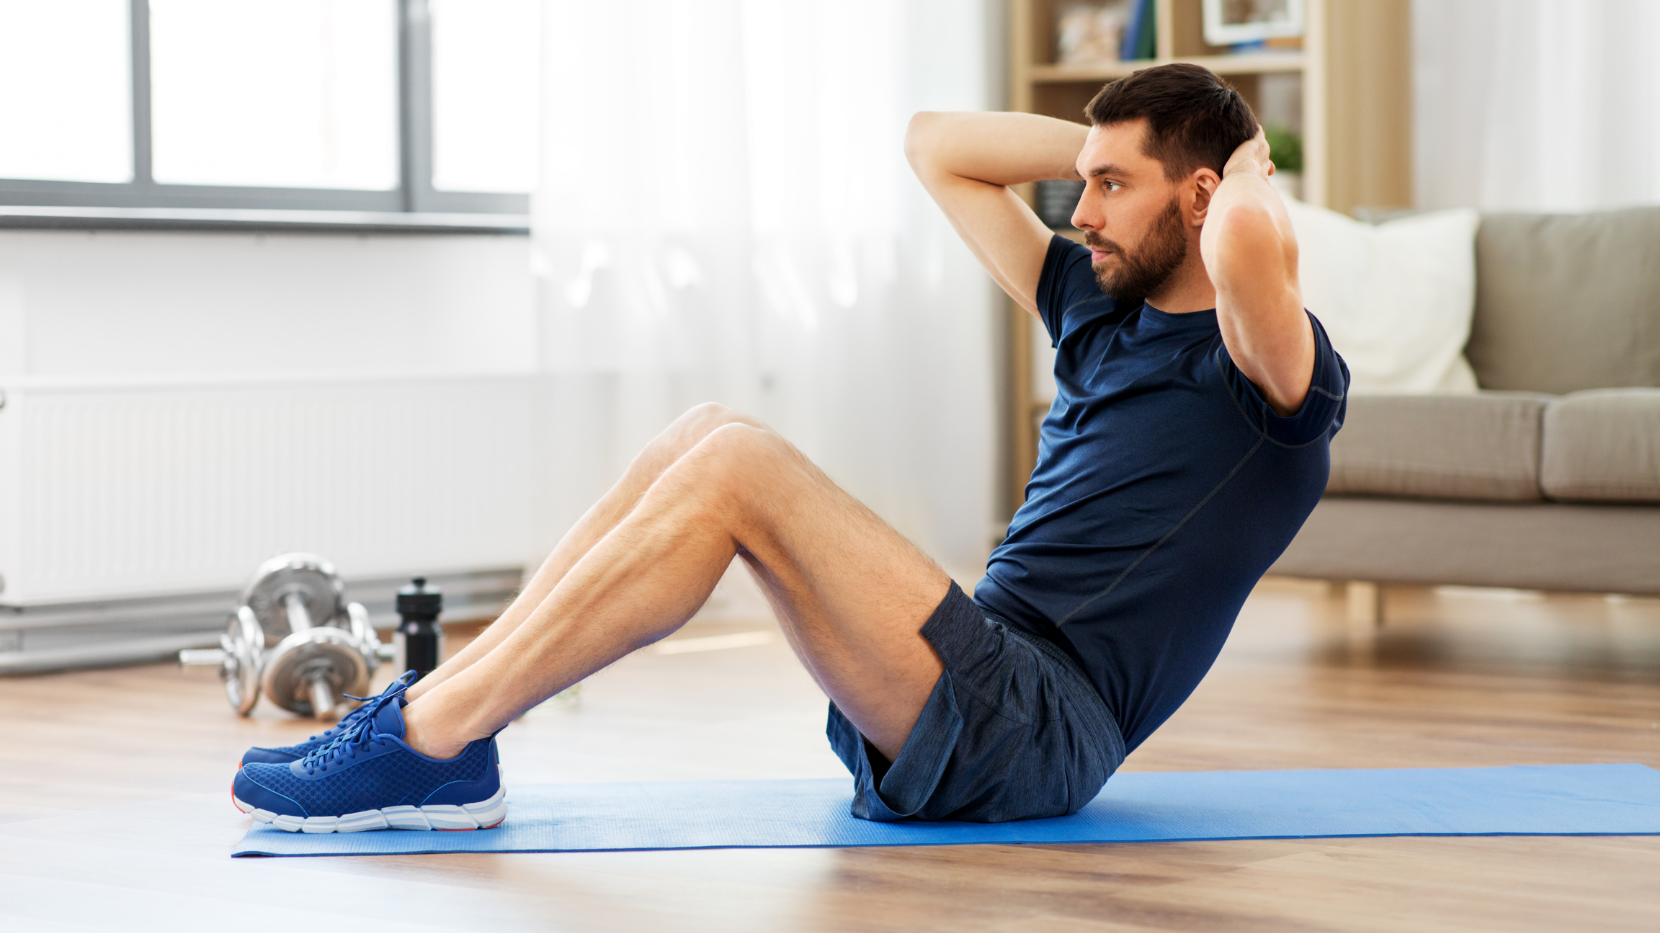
1283 200 1480 393
1540 389 1660 503
1327 392 1548 501
1468 207 1660 394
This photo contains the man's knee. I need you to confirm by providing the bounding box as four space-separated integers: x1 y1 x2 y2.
677 422 796 497
646 423 787 530
678 402 766 441
702 421 787 464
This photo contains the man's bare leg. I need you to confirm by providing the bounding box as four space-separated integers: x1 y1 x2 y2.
402 422 951 763
405 403 763 702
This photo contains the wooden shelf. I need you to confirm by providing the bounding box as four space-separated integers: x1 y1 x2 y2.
1031 52 1305 83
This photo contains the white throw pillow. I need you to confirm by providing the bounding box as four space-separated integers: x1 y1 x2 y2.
1281 198 1481 394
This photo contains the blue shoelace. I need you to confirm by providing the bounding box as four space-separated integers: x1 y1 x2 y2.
298 673 416 745
299 693 375 744
297 693 399 776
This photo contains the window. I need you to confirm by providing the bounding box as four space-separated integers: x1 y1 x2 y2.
149 0 400 191
0 1 132 184
0 0 537 228
429 0 539 195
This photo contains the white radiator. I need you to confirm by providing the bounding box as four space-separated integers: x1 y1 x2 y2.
0 373 539 607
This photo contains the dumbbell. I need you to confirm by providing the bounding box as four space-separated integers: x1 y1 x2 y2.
179 605 265 715
180 553 392 719
248 553 381 719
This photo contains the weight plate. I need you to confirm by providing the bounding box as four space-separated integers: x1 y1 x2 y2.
260 627 372 718
241 553 346 647
222 606 264 716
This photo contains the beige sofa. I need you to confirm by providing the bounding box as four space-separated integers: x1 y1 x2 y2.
1271 206 1660 595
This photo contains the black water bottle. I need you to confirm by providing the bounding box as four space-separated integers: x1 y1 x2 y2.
395 576 444 682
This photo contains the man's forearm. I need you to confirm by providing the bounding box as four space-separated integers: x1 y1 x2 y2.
905 111 1088 188
904 111 1088 317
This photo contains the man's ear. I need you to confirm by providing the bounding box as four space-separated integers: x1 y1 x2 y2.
1187 168 1222 226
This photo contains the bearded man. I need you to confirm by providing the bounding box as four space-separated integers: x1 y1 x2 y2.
231 63 1347 833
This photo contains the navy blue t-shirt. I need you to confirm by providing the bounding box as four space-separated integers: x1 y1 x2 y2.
974 235 1349 754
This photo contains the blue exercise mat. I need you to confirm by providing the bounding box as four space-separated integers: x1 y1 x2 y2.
233 763 1660 857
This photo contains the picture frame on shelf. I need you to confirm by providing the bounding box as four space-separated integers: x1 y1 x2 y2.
1201 0 1305 47
1055 2 1131 65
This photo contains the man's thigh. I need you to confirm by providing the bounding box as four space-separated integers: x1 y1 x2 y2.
711 426 951 762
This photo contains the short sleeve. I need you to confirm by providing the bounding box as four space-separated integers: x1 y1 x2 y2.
1035 234 1117 346
1216 311 1350 447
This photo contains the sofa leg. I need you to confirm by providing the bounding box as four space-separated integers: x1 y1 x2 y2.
1345 581 1386 629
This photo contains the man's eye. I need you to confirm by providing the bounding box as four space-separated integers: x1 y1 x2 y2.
1103 181 1121 192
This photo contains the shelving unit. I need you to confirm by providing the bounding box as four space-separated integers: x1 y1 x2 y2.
1001 0 1411 516
1029 50 1306 83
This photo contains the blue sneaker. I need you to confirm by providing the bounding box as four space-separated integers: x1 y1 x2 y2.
232 695 505 833
239 671 419 767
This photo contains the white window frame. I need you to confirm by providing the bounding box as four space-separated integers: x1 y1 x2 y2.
0 0 529 233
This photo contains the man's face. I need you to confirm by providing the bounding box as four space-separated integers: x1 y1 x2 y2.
1071 120 1190 301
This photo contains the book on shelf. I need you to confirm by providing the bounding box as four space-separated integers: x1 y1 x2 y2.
1119 0 1157 62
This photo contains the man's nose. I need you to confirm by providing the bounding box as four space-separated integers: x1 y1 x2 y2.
1070 193 1099 231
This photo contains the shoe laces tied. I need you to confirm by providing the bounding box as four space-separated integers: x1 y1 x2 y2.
301 693 374 744
300 673 415 743
298 693 397 776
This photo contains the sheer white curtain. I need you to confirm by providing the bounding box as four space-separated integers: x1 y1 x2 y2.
530 1 1000 588
1414 0 1660 211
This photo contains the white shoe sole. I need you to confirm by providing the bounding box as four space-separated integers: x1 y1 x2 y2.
235 785 507 834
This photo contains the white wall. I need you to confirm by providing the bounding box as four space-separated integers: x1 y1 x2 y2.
0 230 536 381
0 229 545 603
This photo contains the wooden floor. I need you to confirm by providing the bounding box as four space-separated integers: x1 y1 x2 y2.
3 578 1659 931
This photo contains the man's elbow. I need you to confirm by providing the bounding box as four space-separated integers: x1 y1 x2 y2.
1209 200 1280 247
1207 203 1296 289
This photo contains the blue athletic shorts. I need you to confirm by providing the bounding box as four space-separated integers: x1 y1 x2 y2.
826 582 1125 823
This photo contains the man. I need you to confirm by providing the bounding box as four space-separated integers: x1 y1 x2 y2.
232 63 1346 833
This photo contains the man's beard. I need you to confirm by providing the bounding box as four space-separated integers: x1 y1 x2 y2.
1084 197 1188 302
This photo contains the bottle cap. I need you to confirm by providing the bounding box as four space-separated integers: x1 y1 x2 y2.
396 576 443 617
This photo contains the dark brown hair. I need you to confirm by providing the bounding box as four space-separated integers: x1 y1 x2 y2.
1084 63 1257 182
